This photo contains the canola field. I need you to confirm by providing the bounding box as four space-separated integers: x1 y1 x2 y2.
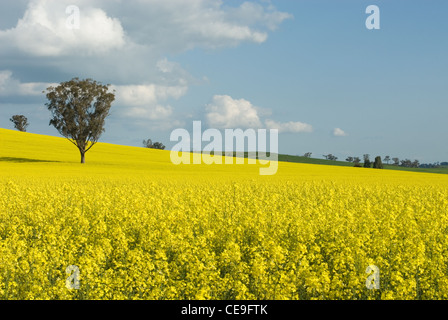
1 128 448 300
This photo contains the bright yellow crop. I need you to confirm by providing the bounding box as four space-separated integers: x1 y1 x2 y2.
1 128 448 300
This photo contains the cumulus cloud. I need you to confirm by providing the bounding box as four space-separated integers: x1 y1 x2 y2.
265 119 313 133
333 128 348 137
0 0 126 57
0 1 293 134
205 94 313 133
111 83 188 120
205 95 263 129
0 0 291 57
0 0 292 111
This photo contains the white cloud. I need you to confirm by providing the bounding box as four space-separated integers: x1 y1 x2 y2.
0 0 126 57
227 1 293 31
0 1 293 134
205 94 313 133
265 119 313 133
0 0 291 57
111 83 188 120
0 1 292 122
0 70 57 96
116 0 292 53
205 95 263 129
333 128 348 137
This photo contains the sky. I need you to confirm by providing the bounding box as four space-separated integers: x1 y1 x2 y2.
0 0 447 163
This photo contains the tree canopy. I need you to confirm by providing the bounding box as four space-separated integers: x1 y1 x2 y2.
10 115 29 132
143 139 166 150
44 78 115 163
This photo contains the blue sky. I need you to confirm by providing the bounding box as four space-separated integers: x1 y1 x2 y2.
0 0 447 163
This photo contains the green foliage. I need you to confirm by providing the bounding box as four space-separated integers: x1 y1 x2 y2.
400 159 420 168
363 154 371 168
10 115 29 132
143 139 166 150
323 154 338 161
363 160 371 168
373 156 384 169
303 152 312 158
44 78 115 163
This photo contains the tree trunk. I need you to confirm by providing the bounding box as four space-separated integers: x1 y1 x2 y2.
80 150 86 164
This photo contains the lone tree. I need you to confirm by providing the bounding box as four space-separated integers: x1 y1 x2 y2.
373 156 384 169
143 139 166 150
383 155 391 165
10 115 29 132
44 78 115 164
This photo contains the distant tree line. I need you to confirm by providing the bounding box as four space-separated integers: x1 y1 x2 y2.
302 152 448 170
419 162 448 169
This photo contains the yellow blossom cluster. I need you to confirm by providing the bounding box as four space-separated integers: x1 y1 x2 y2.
1 176 448 300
